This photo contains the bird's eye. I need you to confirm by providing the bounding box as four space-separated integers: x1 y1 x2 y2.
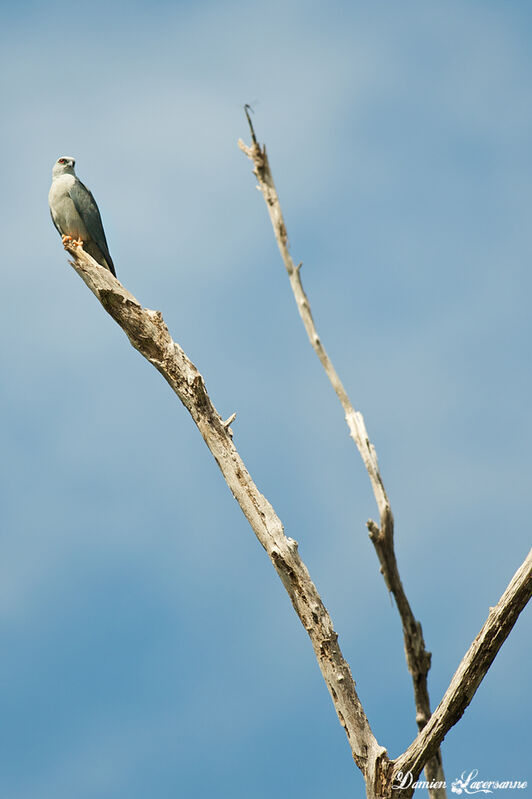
58 158 66 164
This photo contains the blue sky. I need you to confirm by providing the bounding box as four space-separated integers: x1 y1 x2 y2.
1 1 531 796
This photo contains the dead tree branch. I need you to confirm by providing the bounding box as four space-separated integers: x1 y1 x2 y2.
63 244 389 797
238 112 446 796
60 203 531 798
393 547 532 779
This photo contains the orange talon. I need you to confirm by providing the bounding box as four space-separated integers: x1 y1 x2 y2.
72 238 83 247
62 234 73 246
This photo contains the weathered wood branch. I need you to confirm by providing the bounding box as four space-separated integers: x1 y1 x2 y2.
63 244 388 797
61 182 531 798
393 548 532 779
238 111 446 797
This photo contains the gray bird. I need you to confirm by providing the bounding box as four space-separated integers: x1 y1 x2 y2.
49 156 116 277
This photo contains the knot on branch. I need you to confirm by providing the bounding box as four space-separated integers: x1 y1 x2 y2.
367 518 381 543
221 412 237 437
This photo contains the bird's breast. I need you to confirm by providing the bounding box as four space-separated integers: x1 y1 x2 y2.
49 176 89 241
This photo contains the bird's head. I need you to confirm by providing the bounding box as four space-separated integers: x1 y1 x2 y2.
52 156 76 178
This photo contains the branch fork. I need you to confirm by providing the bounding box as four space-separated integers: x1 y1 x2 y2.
59 120 532 799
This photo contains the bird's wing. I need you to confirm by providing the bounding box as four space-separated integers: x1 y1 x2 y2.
49 207 62 236
69 179 115 272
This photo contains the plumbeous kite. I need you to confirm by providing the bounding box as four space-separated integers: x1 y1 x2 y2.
49 157 116 277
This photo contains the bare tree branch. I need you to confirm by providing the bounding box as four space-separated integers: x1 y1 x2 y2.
60 160 531 798
238 112 446 796
63 244 388 796
393 548 532 780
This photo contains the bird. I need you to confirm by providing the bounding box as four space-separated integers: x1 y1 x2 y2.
49 156 116 277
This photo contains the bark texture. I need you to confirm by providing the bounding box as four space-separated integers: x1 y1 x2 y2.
61 207 531 798
394 548 532 778
64 245 388 795
238 110 447 796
